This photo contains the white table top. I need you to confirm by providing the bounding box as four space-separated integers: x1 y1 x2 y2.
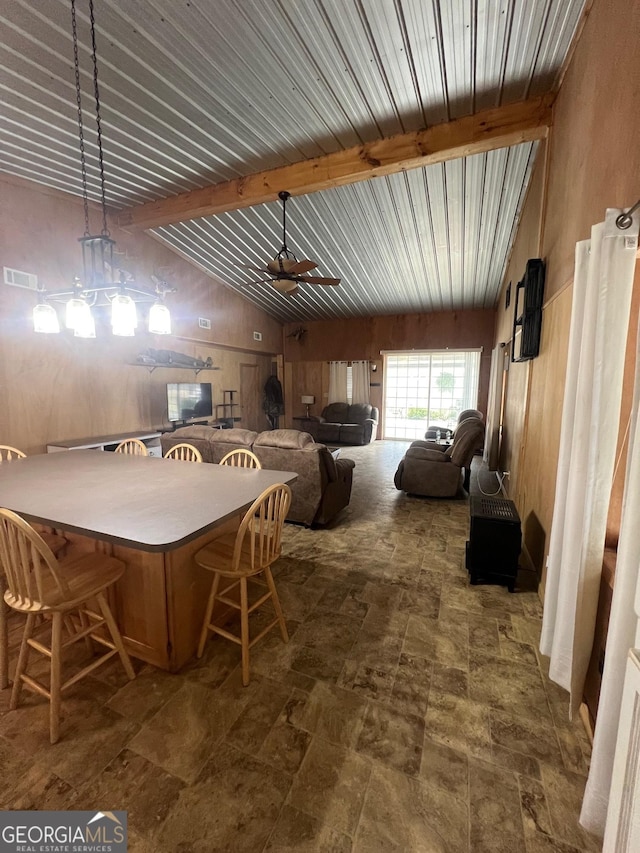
0 451 297 552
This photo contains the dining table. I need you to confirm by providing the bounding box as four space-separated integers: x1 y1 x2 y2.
0 450 297 671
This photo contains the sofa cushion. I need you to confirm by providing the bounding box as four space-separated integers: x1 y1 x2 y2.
210 428 257 447
339 423 365 444
316 423 341 443
253 429 317 450
321 402 349 423
346 404 374 424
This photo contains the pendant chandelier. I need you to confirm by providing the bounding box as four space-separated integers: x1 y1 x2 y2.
33 0 174 338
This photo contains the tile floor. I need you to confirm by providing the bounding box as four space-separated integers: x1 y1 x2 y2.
0 441 602 852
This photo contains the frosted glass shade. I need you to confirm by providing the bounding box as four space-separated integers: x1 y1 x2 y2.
111 293 137 336
148 302 171 335
73 308 96 338
33 303 60 334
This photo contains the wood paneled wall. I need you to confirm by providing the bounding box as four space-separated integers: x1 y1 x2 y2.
283 310 495 429
0 176 282 452
491 0 640 721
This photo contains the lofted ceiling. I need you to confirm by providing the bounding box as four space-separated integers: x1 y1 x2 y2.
1 0 587 324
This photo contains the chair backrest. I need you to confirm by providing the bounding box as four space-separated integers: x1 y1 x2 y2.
219 448 261 469
0 445 26 463
0 508 67 610
232 483 291 573
164 442 202 462
114 438 148 456
457 409 483 425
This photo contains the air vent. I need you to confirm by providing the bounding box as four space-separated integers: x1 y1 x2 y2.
253 331 262 341
198 317 211 329
4 267 38 290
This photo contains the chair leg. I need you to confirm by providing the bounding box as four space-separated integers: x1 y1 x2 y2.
10 612 35 711
197 573 220 659
50 612 63 744
240 577 250 686
96 593 135 680
264 567 289 643
77 609 95 656
0 576 8 690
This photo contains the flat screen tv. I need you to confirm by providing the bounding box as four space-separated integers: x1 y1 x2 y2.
167 382 213 423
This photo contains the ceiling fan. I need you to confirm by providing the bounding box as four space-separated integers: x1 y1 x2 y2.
240 191 341 297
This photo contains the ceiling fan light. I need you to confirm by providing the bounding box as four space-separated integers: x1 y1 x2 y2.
148 302 171 335
273 278 298 293
33 303 60 334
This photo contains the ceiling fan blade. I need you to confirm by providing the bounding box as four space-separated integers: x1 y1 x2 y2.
287 259 317 274
295 275 341 286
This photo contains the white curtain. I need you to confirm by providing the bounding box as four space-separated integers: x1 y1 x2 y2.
581 290 640 835
484 345 504 470
328 361 348 403
351 360 370 404
540 209 638 719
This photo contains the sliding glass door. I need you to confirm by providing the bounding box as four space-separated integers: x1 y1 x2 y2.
383 350 481 440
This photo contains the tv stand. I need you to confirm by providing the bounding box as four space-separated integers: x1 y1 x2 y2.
47 430 163 457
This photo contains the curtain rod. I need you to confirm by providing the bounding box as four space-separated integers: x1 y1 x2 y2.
616 200 640 230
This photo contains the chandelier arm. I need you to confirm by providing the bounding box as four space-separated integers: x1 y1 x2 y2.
70 0 90 237
88 0 109 237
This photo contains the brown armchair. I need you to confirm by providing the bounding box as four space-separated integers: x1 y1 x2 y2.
394 418 485 497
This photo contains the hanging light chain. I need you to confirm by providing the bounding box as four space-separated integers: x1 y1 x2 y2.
87 0 109 236
70 0 90 237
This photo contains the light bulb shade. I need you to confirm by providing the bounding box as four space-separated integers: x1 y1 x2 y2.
66 297 91 331
148 302 171 335
111 293 138 334
301 395 315 405
33 303 60 334
272 278 299 294
73 307 96 338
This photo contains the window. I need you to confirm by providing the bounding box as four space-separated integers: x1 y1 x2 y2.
383 350 481 440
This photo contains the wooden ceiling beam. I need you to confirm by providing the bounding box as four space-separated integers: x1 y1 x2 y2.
117 95 554 231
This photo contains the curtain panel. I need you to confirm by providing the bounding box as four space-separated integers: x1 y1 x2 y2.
540 210 638 724
581 220 639 836
351 361 370 405
328 361 348 404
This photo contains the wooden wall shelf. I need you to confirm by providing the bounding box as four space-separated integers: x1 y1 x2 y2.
130 363 220 375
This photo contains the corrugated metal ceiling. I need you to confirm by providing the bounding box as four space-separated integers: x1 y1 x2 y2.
0 0 586 322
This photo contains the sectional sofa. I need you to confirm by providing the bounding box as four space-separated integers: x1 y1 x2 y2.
160 426 355 526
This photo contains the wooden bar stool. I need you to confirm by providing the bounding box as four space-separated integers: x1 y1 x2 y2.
164 442 202 462
0 508 135 743
219 448 261 469
0 445 27 463
114 438 148 455
0 447 68 690
195 483 290 685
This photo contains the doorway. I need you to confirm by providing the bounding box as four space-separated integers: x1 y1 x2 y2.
383 350 481 440
240 363 262 432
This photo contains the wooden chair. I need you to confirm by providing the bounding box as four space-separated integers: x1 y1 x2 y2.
0 508 135 743
114 438 148 456
219 448 262 469
0 447 68 691
164 442 202 462
195 483 291 685
0 445 27 462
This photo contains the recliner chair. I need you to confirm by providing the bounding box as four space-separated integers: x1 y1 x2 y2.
395 417 485 497
424 409 483 441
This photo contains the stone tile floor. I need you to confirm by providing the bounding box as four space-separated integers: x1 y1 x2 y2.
0 441 602 852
